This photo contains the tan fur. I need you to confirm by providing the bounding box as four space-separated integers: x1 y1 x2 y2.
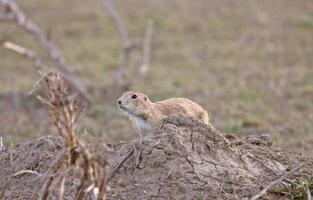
117 91 209 135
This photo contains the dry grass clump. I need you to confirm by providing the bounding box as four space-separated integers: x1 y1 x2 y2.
36 71 108 200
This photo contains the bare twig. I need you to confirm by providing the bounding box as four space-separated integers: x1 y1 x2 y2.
0 137 4 152
139 20 153 75
59 168 69 200
13 170 41 177
99 0 132 92
99 0 153 93
305 184 312 200
250 163 307 200
99 0 131 50
108 148 134 181
29 71 53 95
59 176 66 200
0 0 92 103
74 169 89 200
2 41 45 71
39 151 67 200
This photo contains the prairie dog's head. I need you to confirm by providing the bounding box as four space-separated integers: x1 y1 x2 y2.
117 91 151 115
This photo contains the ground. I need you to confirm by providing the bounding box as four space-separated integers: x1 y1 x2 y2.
0 0 313 155
1 116 312 199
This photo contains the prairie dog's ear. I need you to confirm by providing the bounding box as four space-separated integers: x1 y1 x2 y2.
144 95 148 101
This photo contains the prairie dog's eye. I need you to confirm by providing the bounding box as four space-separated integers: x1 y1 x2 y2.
131 94 137 99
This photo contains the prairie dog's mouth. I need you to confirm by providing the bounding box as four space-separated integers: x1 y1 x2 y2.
118 104 127 111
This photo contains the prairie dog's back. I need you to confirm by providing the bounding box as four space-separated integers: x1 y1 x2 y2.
154 98 209 124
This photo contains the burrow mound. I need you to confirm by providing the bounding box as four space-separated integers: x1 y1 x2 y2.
0 115 312 200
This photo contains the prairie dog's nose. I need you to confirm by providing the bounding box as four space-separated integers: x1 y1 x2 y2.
118 100 122 105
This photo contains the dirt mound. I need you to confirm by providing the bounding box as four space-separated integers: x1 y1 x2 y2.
0 136 64 199
0 115 312 200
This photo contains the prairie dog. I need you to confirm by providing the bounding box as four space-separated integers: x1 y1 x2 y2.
117 91 209 136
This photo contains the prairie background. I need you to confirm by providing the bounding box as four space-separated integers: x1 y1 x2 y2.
0 0 312 154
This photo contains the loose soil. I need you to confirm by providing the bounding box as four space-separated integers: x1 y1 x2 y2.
0 115 312 199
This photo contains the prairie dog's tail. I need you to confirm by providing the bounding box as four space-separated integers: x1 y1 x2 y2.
200 111 209 125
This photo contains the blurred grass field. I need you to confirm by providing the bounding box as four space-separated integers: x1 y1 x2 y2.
0 0 312 153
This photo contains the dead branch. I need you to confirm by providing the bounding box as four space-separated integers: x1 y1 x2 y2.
13 170 41 177
37 72 108 200
99 0 132 92
139 20 153 75
2 41 45 71
59 172 67 200
99 0 153 94
0 137 4 152
0 0 92 103
108 148 134 181
39 150 67 200
250 163 307 200
305 184 312 200
99 0 131 51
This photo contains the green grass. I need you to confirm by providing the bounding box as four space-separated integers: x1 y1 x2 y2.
277 178 313 199
240 87 261 104
292 15 313 29
223 119 243 133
